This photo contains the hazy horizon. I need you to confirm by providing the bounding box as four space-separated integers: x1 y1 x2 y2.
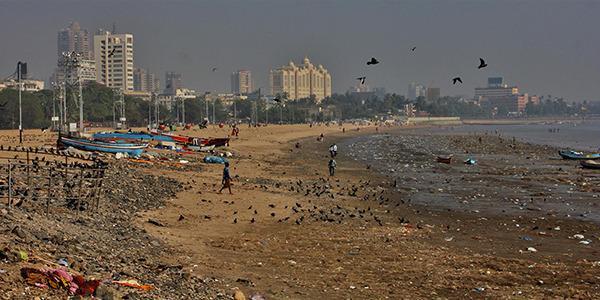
1 0 599 101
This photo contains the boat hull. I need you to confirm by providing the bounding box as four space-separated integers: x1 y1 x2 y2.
580 160 600 169
558 150 600 160
59 137 147 156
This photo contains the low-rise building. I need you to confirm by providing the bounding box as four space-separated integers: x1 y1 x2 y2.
1 79 45 92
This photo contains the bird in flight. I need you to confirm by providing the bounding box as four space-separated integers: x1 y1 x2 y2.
211 67 218 72
478 58 487 69
108 48 117 57
357 77 366 84
452 77 463 85
366 57 379 65
411 46 416 51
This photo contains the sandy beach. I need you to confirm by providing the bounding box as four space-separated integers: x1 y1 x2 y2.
0 123 599 298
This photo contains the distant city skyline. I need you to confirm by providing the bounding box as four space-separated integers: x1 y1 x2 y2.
1 1 600 100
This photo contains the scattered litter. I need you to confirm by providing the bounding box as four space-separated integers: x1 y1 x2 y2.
573 234 585 240
521 236 533 241
527 247 538 253
444 237 454 242
57 258 69 267
203 156 228 164
112 279 154 291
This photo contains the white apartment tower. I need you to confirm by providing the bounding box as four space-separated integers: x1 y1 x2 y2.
93 31 134 91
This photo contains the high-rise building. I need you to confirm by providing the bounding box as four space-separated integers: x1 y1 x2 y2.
270 57 332 102
58 22 91 60
134 68 160 93
164 72 183 95
426 87 440 102
231 70 252 94
93 31 134 91
475 77 538 113
408 82 426 100
55 22 95 84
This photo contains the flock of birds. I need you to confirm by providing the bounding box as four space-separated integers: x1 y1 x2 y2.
358 51 489 86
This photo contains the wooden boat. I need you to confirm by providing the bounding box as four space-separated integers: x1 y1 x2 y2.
558 150 600 160
436 155 453 164
93 131 173 142
58 136 147 156
203 138 230 147
580 160 600 169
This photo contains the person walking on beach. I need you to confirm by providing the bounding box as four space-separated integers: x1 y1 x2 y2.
329 143 338 157
328 159 337 176
218 162 233 194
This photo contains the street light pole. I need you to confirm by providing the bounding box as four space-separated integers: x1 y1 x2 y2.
17 62 23 144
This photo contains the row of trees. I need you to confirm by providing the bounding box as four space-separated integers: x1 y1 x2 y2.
0 83 596 129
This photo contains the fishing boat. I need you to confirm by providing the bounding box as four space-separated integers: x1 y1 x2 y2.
558 150 600 160
580 160 600 169
151 131 191 144
436 155 453 164
93 131 174 142
203 137 230 147
58 136 147 156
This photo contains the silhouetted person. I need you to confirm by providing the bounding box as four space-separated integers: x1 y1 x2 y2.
218 162 233 194
328 159 337 176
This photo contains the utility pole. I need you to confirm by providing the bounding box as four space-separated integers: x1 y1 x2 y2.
182 98 186 125
17 62 23 144
212 99 216 124
205 96 209 124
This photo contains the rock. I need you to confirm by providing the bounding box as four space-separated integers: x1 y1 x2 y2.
148 218 165 227
12 226 27 239
234 290 247 300
95 284 123 300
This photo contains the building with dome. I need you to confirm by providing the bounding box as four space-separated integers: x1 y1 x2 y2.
269 57 332 102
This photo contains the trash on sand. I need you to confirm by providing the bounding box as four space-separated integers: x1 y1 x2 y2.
521 236 533 241
526 247 538 253
474 287 485 292
112 279 154 291
579 240 591 245
57 258 69 267
21 267 100 295
464 158 477 165
203 156 228 164
573 234 585 240
18 250 28 261
444 237 454 242
179 159 189 164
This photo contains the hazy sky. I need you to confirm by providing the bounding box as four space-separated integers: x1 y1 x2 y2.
1 0 599 100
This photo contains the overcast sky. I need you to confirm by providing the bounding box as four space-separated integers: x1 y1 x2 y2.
1 0 599 100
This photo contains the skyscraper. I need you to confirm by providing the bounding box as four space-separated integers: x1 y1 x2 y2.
134 68 160 93
231 70 252 94
57 22 91 59
164 72 183 95
408 82 426 100
270 57 332 101
55 22 96 84
93 31 135 91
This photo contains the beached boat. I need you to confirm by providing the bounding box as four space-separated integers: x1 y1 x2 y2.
580 160 600 169
558 150 600 160
436 155 453 164
58 136 147 156
203 138 230 147
93 131 173 142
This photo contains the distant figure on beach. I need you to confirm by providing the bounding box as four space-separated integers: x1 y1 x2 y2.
218 162 233 194
329 143 338 157
328 159 337 176
317 133 324 142
342 127 345 133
